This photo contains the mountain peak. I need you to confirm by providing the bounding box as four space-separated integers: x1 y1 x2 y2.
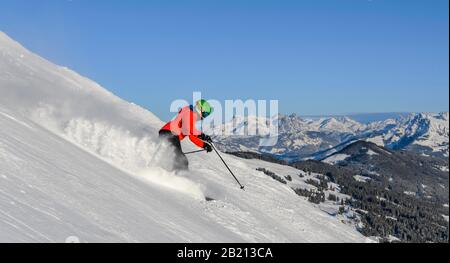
438 112 449 121
340 140 391 154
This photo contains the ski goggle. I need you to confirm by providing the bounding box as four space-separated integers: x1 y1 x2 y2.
201 108 213 119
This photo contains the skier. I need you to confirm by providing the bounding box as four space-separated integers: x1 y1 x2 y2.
158 99 214 171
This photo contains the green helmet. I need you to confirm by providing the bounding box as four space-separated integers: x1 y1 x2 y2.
195 99 213 119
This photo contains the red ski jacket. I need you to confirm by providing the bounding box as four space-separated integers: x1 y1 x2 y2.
160 106 205 148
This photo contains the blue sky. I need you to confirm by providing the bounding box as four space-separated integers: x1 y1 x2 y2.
1 0 448 120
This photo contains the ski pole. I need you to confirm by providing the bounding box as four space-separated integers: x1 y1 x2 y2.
210 143 245 190
183 149 207 155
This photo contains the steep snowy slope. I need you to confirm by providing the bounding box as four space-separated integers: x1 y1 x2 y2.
0 32 366 242
0 31 164 173
0 107 239 242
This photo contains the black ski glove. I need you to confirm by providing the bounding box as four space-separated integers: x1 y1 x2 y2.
203 143 213 153
199 133 213 143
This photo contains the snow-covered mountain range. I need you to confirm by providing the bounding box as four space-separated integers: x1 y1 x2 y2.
210 111 449 160
0 32 368 242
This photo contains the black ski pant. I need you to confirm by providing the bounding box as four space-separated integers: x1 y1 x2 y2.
158 130 189 171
